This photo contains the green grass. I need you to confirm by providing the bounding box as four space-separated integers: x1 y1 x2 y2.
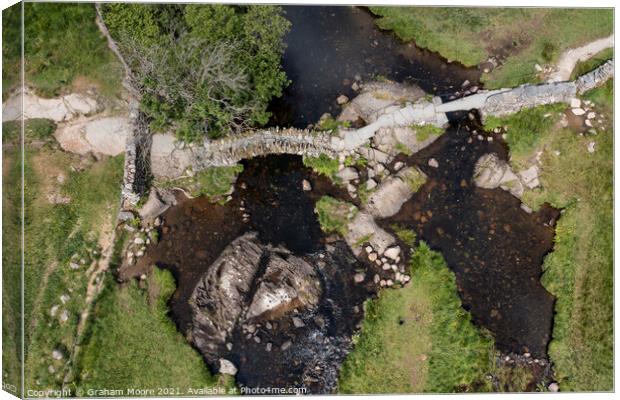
514 87 612 391
303 153 340 181
188 165 243 201
3 119 57 143
344 154 368 168
339 242 495 393
412 124 444 142
356 182 375 207
18 148 124 389
76 267 227 393
484 103 565 169
582 78 613 113
394 142 413 156
369 7 612 88
314 196 356 236
15 3 123 98
2 142 23 396
317 114 350 135
2 3 21 99
570 48 613 81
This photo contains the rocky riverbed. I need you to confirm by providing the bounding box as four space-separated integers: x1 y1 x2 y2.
119 155 384 393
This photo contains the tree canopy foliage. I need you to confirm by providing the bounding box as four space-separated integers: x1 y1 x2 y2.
101 4 291 141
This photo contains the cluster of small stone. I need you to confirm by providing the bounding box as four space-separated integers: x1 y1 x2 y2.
361 244 410 288
123 216 161 267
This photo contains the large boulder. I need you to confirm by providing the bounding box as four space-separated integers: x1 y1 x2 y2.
365 167 427 219
189 232 322 361
344 212 396 256
245 251 321 321
138 189 170 220
372 125 442 156
473 153 524 198
337 81 426 124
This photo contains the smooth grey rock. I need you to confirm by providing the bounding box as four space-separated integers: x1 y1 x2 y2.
336 167 359 182
384 246 401 260
365 167 426 219
219 359 238 375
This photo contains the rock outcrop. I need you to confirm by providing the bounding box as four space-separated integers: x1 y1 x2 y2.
337 81 426 124
54 116 130 156
189 232 322 362
371 125 441 156
149 133 193 179
365 167 427 219
473 153 543 199
3 88 99 122
187 233 374 393
344 212 396 256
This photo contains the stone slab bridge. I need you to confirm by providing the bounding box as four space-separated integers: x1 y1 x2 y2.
125 61 613 205
212 60 613 161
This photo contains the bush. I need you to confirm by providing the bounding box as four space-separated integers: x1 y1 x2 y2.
303 153 340 180
314 196 356 236
101 4 290 141
391 224 417 248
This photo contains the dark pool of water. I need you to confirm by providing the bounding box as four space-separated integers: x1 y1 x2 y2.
381 114 558 358
269 6 480 127
125 156 373 392
125 155 350 334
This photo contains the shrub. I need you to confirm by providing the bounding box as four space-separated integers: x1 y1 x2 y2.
303 153 340 180
101 4 291 141
314 196 356 236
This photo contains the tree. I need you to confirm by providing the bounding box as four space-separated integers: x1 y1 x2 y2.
102 4 291 141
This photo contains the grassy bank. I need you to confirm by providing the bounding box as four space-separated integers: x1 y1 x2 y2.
2 131 23 395
569 48 613 81
484 103 564 169
76 268 227 393
486 83 613 390
1 122 127 390
2 3 21 99
3 3 122 98
339 242 496 393
369 7 612 88
22 147 124 389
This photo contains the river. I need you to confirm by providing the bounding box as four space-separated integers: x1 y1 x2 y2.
125 5 556 392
